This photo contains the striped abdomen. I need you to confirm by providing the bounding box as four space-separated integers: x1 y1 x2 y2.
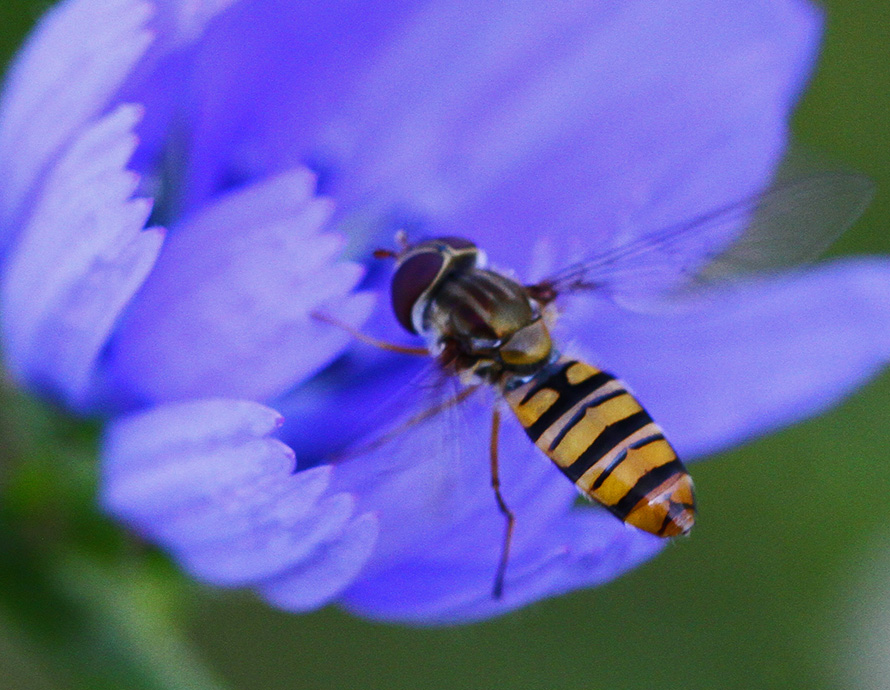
502 357 695 537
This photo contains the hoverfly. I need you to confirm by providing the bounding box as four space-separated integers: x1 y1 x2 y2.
318 166 873 599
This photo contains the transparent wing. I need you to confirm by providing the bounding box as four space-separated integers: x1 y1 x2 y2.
333 368 477 468
533 171 874 308
328 359 488 522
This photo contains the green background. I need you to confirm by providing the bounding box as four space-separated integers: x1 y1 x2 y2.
0 1 889 689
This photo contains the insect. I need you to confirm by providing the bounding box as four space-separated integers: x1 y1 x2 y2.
318 166 873 599
371 234 693 598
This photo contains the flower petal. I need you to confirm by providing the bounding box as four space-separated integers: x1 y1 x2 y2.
275 348 431 462
336 0 820 271
0 0 154 241
106 168 374 405
261 512 379 612
102 398 376 592
152 0 243 47
343 507 662 625
0 104 162 409
179 0 819 271
176 0 424 209
561 258 890 459
103 398 288 514
179 493 354 586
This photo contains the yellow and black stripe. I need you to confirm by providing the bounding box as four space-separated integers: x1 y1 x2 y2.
502 357 695 537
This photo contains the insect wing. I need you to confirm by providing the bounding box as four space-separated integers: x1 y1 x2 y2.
330 361 486 528
534 171 874 308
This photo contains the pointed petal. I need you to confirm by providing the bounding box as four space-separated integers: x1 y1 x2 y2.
107 168 374 405
562 258 890 458
0 104 162 408
102 398 376 590
179 493 354 586
103 399 290 517
261 513 379 612
0 0 155 240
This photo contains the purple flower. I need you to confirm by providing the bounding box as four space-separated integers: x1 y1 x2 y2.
1 0 888 625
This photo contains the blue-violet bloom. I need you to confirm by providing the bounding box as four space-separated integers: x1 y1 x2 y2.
1 0 889 625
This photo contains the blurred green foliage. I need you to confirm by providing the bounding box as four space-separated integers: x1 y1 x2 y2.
0 1 888 689
0 382 231 690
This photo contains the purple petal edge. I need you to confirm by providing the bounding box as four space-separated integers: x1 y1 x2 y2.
0 0 154 242
102 398 377 596
1 104 162 409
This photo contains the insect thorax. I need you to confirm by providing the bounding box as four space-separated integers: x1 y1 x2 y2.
424 268 554 378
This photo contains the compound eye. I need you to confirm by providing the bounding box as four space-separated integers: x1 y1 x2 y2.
435 236 477 251
391 250 444 334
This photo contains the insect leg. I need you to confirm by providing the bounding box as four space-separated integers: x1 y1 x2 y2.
311 311 430 356
490 402 515 600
